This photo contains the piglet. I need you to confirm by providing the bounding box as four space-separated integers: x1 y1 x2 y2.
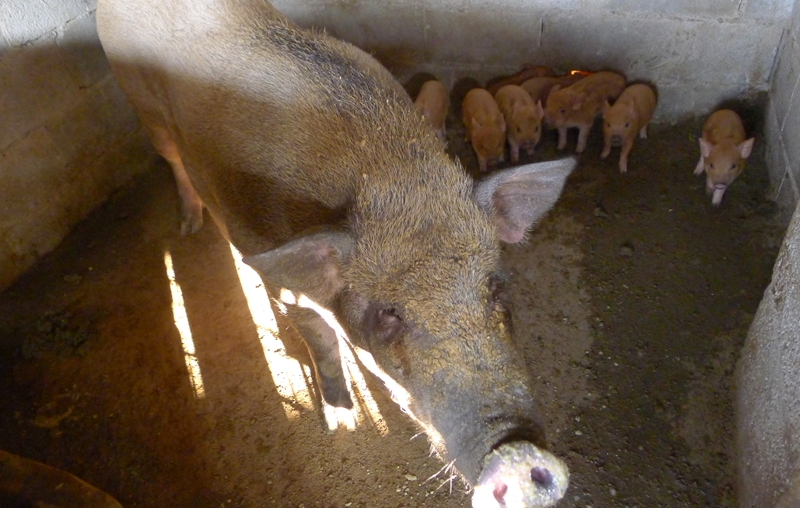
462 88 506 172
600 83 657 173
544 71 626 153
486 66 555 95
494 84 544 162
414 80 448 144
521 74 585 107
694 109 754 205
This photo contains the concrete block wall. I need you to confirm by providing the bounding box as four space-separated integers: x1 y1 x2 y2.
765 0 800 216
0 0 153 292
272 0 791 123
737 2 800 506
737 203 800 508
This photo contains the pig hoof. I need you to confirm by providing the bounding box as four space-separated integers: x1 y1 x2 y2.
318 371 353 409
180 213 204 236
600 149 610 159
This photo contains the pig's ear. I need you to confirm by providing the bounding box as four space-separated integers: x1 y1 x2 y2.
739 138 755 159
699 138 713 158
243 231 355 305
534 100 544 117
603 100 611 114
550 85 561 94
473 158 577 243
471 116 481 130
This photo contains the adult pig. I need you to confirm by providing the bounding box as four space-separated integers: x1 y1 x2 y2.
494 85 544 163
544 71 626 153
414 80 448 144
600 83 657 173
463 88 507 172
97 0 574 506
694 109 754 206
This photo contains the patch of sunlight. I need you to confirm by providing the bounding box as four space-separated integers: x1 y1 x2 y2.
287 291 389 436
164 251 206 399
229 246 314 418
228 246 389 434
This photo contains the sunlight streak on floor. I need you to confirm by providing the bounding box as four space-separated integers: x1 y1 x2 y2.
163 251 206 399
289 292 388 435
229 246 315 418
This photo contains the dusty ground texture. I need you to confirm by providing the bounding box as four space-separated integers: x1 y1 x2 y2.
0 96 785 508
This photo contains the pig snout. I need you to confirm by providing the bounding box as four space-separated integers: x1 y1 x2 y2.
710 183 727 206
610 134 623 147
472 442 569 508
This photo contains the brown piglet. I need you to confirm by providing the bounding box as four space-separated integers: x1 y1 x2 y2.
494 85 544 162
462 88 506 172
694 109 754 205
486 66 556 95
520 74 585 107
544 71 626 153
414 80 448 144
601 83 657 173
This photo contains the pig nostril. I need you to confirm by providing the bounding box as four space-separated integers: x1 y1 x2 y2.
493 481 508 503
530 467 554 487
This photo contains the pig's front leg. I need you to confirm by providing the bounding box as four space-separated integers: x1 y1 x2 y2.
694 155 705 175
576 125 590 153
618 138 634 173
290 306 352 410
557 127 568 150
509 139 520 163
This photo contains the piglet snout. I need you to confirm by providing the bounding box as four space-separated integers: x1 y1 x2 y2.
472 442 568 508
610 134 623 147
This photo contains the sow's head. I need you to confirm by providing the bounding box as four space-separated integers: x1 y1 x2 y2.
245 158 575 508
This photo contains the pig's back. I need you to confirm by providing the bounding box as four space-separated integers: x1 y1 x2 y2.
463 89 503 129
702 110 746 145
98 0 434 255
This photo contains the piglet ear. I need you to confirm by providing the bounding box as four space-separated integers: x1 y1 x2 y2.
739 137 755 159
473 158 577 243
699 138 713 158
244 231 355 305
534 100 544 117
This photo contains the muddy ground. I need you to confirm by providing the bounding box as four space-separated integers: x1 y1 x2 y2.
0 97 786 508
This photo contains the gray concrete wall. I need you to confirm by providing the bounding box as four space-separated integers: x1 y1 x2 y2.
0 0 153 292
273 0 791 123
737 2 800 506
736 201 800 508
765 0 800 216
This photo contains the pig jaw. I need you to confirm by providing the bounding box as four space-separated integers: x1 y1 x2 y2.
472 442 569 508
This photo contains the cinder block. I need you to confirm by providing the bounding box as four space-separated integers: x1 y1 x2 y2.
424 6 539 67
743 0 795 20
469 0 579 9
593 0 740 18
781 81 800 172
769 32 799 130
44 77 140 175
0 0 87 46
313 2 426 75
57 12 110 89
0 39 82 150
764 100 788 191
654 83 748 122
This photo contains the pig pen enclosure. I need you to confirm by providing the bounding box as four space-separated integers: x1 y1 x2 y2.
2 1 800 508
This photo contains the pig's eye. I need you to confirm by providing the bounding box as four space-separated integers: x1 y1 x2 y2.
558 108 566 115
516 126 521 134
373 305 405 343
709 163 715 169
488 277 510 313
730 163 737 170
624 122 630 128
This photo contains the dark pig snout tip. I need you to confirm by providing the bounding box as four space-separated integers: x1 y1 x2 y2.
472 442 568 508
610 135 623 147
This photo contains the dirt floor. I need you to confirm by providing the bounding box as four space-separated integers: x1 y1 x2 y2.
0 97 786 508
